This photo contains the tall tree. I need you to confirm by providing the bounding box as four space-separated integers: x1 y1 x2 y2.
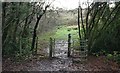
78 2 120 53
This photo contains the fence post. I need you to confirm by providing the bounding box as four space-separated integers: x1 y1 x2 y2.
86 39 88 59
35 37 38 55
19 36 22 56
53 38 55 57
68 34 71 57
49 37 53 58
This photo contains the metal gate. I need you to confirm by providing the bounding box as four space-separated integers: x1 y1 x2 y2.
71 39 88 62
49 34 88 62
49 34 71 58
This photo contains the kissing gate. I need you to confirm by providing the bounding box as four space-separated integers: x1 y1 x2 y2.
49 34 88 62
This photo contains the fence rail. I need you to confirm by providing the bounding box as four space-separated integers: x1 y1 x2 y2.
48 34 88 62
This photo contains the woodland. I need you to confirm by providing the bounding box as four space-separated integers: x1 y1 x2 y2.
2 1 120 72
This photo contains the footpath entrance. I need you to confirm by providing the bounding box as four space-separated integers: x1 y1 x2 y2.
49 34 88 62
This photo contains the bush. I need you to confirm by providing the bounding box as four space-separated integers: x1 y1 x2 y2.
3 37 32 60
107 51 120 64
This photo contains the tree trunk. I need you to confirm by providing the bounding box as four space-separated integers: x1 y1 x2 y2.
77 7 81 39
2 2 6 46
80 6 85 39
31 15 42 53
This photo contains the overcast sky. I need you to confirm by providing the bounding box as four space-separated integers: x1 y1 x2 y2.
50 0 91 10
46 0 115 10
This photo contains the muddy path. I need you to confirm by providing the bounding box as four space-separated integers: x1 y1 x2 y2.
2 40 120 71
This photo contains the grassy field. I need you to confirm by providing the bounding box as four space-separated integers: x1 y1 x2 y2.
38 25 79 42
37 25 80 54
37 25 85 54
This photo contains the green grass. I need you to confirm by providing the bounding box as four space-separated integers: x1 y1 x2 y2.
38 25 80 42
37 25 84 51
53 25 79 39
38 31 54 42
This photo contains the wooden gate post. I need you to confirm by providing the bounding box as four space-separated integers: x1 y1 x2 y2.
19 36 22 56
53 38 55 57
68 34 71 57
35 37 38 55
49 37 53 58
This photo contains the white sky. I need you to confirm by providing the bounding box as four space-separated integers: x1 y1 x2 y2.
46 0 116 10
49 0 92 10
